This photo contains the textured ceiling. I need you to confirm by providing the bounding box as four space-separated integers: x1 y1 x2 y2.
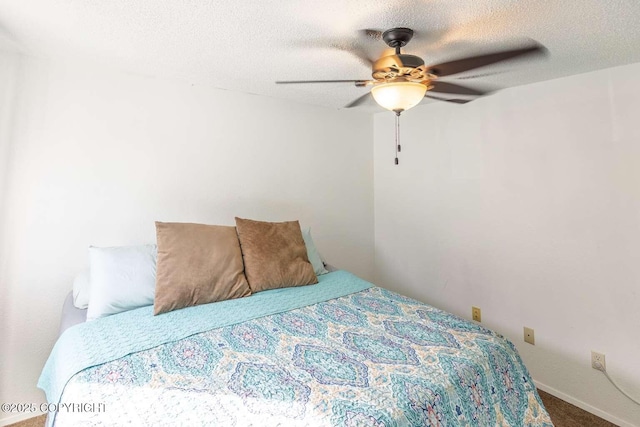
1 0 639 111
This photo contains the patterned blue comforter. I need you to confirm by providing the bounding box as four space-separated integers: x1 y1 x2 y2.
48 272 552 426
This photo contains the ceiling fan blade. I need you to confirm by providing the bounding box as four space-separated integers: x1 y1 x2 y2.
358 29 383 41
430 81 487 96
290 38 374 67
425 94 471 104
428 42 547 77
455 70 508 80
344 92 372 108
348 48 375 66
276 80 369 87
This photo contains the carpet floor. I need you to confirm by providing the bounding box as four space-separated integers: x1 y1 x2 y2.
539 390 618 427
6 414 45 427
8 390 618 427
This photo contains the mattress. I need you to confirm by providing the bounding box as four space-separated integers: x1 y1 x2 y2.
59 292 87 337
42 270 552 426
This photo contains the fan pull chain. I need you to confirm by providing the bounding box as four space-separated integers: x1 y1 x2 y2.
394 111 401 165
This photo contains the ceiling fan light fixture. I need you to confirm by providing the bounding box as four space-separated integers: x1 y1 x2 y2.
371 82 427 113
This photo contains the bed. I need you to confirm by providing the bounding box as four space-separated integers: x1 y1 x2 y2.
40 269 552 426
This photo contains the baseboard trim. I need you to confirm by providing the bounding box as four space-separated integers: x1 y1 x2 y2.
0 411 45 427
535 379 636 427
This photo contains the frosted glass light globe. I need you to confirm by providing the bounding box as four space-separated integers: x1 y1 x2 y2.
371 82 427 112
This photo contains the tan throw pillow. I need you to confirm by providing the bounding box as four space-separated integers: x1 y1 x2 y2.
154 222 251 315
235 217 318 292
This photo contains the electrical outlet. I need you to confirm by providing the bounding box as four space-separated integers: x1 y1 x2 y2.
472 306 481 322
524 327 535 345
591 351 606 371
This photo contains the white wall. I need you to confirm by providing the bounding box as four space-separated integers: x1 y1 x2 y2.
374 62 640 426
0 51 22 422
0 51 19 211
0 54 373 425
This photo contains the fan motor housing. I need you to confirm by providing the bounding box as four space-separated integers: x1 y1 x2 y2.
374 54 425 70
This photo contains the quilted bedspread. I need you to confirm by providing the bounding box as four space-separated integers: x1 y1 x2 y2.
48 272 552 426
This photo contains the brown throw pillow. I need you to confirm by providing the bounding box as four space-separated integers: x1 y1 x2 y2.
235 217 318 292
154 222 251 315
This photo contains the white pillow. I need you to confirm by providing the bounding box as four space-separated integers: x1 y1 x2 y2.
301 227 329 276
87 244 157 321
72 270 90 309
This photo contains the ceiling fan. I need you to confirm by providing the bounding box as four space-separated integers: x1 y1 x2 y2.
277 27 547 110
277 28 547 164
